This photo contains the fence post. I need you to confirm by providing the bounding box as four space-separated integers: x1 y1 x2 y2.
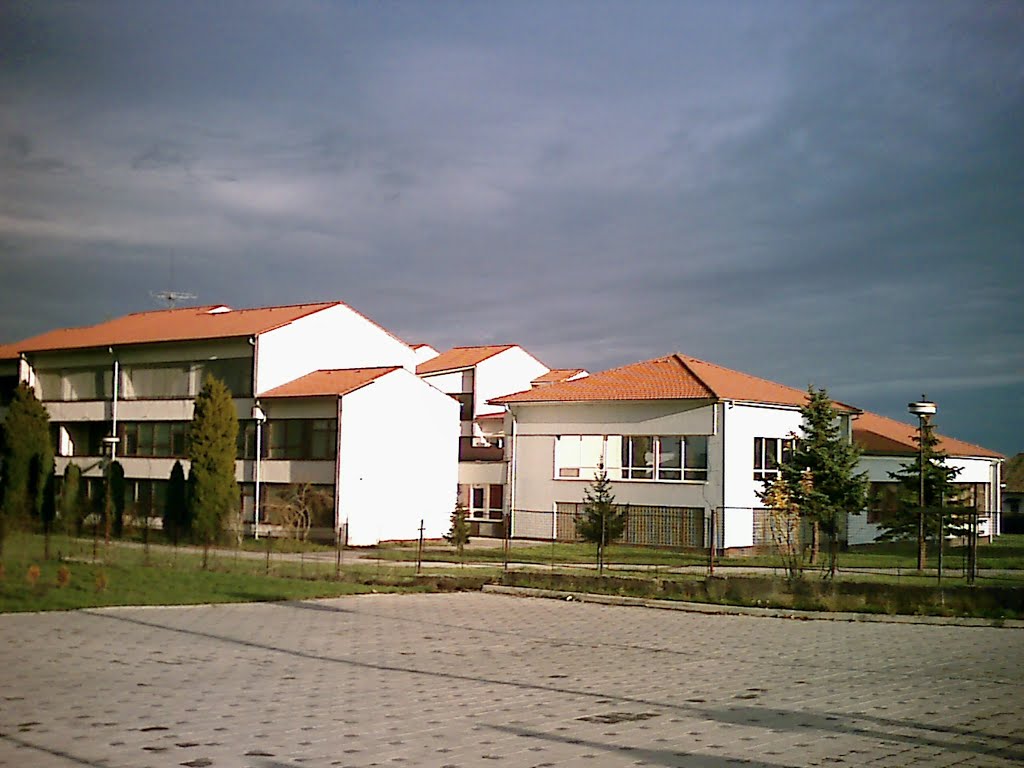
502 511 510 573
708 507 716 576
416 519 424 576
335 524 343 580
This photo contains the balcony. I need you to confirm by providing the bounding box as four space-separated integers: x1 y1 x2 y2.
459 437 504 462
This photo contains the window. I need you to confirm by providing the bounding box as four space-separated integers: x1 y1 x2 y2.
684 435 709 481
123 363 191 399
753 437 796 481
119 422 189 458
127 479 168 521
265 419 337 460
555 435 605 479
196 358 253 397
451 393 473 421
466 483 504 520
36 367 112 401
556 434 709 482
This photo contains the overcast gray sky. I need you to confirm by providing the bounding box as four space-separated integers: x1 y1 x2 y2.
1 1 1021 454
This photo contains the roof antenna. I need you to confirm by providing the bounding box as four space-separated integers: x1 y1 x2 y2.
150 256 197 307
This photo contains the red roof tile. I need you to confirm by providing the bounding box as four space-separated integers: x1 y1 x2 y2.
532 368 587 384
494 355 715 403
259 367 398 398
7 302 343 354
853 411 1003 459
494 353 856 410
416 345 516 375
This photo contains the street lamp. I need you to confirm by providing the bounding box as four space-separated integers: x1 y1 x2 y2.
252 404 266 540
908 397 936 574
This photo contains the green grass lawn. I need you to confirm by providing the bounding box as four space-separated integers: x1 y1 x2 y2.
0 532 432 613
367 534 1024 573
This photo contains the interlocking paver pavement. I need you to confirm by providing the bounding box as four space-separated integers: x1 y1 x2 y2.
1 592 1022 767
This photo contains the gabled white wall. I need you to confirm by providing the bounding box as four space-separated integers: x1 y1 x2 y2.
721 402 804 548
848 453 1003 545
412 345 440 365
256 304 415 394
336 369 459 545
474 347 548 418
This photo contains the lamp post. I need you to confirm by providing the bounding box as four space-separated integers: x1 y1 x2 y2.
252 404 266 540
908 397 936 573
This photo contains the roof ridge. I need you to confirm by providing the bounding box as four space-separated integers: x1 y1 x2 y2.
670 352 717 398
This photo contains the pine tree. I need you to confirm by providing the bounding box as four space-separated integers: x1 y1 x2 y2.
445 501 471 562
61 462 83 537
576 464 624 574
778 387 867 579
187 376 239 568
164 460 188 545
877 414 962 569
41 460 57 560
0 383 53 558
109 461 126 539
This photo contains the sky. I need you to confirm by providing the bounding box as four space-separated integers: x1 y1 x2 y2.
1 1 1022 455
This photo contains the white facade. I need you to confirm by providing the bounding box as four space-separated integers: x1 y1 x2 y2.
335 368 459 545
472 347 549 419
849 453 1003 545
256 304 415 393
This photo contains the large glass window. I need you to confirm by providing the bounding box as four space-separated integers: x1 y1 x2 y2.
556 434 708 482
196 358 253 397
123 363 191 399
36 367 112 401
119 422 189 458
265 419 338 461
753 436 796 481
555 435 605 479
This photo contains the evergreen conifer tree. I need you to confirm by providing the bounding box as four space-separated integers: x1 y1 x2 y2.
576 464 624 574
778 387 867 578
187 376 239 568
62 463 83 537
164 460 188 545
0 383 53 557
109 461 126 539
877 414 962 569
42 460 57 559
445 500 471 562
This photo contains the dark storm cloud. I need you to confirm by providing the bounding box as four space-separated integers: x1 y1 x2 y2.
0 1 1021 453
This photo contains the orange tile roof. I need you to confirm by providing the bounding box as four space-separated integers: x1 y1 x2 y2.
0 342 20 362
259 367 398 398
8 302 343 354
493 353 856 410
853 411 1003 459
532 368 587 384
416 345 516 375
494 355 715 403
8 303 344 358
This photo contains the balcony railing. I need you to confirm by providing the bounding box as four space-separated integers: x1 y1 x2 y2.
459 437 504 462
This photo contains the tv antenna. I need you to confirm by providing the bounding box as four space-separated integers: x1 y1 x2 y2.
151 290 198 307
151 256 196 307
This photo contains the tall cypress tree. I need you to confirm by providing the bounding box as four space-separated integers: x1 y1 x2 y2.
188 376 239 568
778 387 867 578
0 383 53 557
61 462 83 536
164 460 188 545
876 415 962 568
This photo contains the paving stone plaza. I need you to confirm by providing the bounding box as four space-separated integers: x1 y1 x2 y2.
2 592 1022 767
